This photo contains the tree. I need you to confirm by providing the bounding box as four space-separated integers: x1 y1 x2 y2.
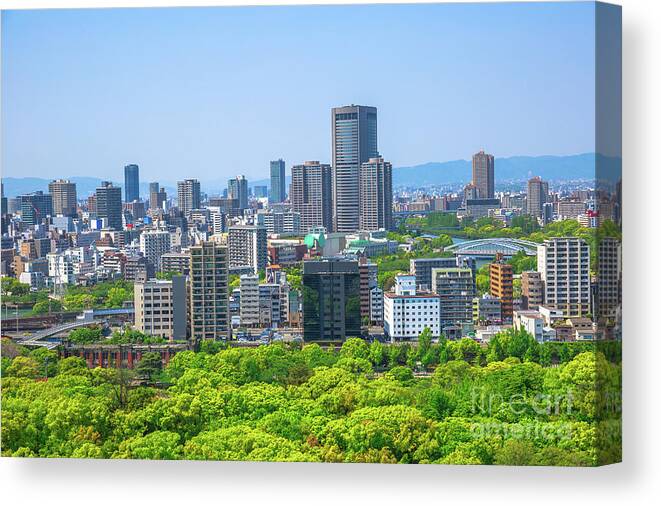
340 337 370 361
32 299 63 315
6 356 40 378
135 352 163 382
68 326 103 344
494 439 537 466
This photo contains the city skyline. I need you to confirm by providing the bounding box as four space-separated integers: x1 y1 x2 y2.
2 3 597 181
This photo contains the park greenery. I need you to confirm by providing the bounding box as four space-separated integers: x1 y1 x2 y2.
1 330 621 465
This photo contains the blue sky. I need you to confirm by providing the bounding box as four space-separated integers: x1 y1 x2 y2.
2 2 596 183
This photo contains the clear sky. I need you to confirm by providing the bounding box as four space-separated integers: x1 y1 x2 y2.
1 2 596 183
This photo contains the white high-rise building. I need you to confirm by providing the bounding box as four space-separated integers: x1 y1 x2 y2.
239 274 259 326
228 225 267 273
139 230 171 272
384 274 441 340
537 237 591 317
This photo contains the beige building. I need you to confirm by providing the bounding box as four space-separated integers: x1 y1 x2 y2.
134 276 187 341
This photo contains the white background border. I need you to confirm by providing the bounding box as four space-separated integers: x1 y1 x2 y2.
1 0 658 504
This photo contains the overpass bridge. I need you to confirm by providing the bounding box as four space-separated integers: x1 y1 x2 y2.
444 238 539 257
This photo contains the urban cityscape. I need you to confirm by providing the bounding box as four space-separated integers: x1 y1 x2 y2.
1 3 621 466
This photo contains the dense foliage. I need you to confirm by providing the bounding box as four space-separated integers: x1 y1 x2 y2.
1 333 621 465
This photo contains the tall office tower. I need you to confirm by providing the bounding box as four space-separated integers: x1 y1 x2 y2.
48 180 78 217
189 241 229 341
432 267 476 331
290 161 333 233
19 191 53 226
359 157 393 231
177 179 201 216
472 150 495 199
332 104 378 232
124 164 140 202
139 229 171 272
228 175 248 210
596 237 622 322
527 176 549 219
228 225 268 273
239 274 260 326
149 182 164 210
270 159 286 203
302 259 361 343
134 276 187 341
489 254 514 322
521 271 544 310
95 181 123 230
537 237 591 317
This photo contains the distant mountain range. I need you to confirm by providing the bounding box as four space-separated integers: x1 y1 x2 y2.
1 153 620 198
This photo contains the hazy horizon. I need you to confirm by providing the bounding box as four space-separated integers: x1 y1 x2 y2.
2 3 596 182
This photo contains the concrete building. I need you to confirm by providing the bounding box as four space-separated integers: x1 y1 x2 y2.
95 181 123 230
332 104 378 232
384 274 441 340
473 293 502 325
370 286 384 324
239 274 260 326
359 157 393 232
48 179 78 217
189 241 229 341
527 176 549 220
514 310 547 342
228 175 248 210
134 276 187 341
538 237 591 317
596 237 622 322
228 225 267 274
139 230 171 272
489 254 513 322
358 258 378 322
160 251 191 275
472 150 495 199
149 183 167 211
290 161 333 233
521 271 544 309
432 267 476 330
177 179 201 216
270 159 286 203
410 256 475 292
259 283 282 327
124 164 140 203
256 209 301 235
302 259 361 343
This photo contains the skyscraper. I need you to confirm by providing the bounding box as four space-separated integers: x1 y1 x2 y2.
149 182 167 211
359 157 393 231
290 161 333 233
95 181 123 230
48 179 77 217
189 240 229 341
124 164 140 202
228 175 248 210
472 150 495 199
177 179 201 216
332 104 378 232
302 259 361 343
527 176 549 219
19 191 53 226
269 159 286 203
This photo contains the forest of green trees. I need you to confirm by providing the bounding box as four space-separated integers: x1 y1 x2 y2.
1 331 621 465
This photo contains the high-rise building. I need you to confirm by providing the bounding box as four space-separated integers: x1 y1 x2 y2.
432 267 476 330
177 179 201 216
358 257 378 322
527 176 549 219
521 271 544 310
302 259 361 343
19 191 53 226
537 237 591 317
160 251 191 275
228 175 248 210
228 225 268 273
139 230 171 272
95 182 123 230
48 180 78 217
384 274 441 340
124 164 140 202
472 150 495 199
359 157 393 232
290 161 333 233
189 241 229 341
410 257 475 292
332 104 378 232
239 274 260 326
596 237 621 322
149 182 167 210
134 276 187 341
256 209 301 235
489 254 514 322
270 159 286 203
